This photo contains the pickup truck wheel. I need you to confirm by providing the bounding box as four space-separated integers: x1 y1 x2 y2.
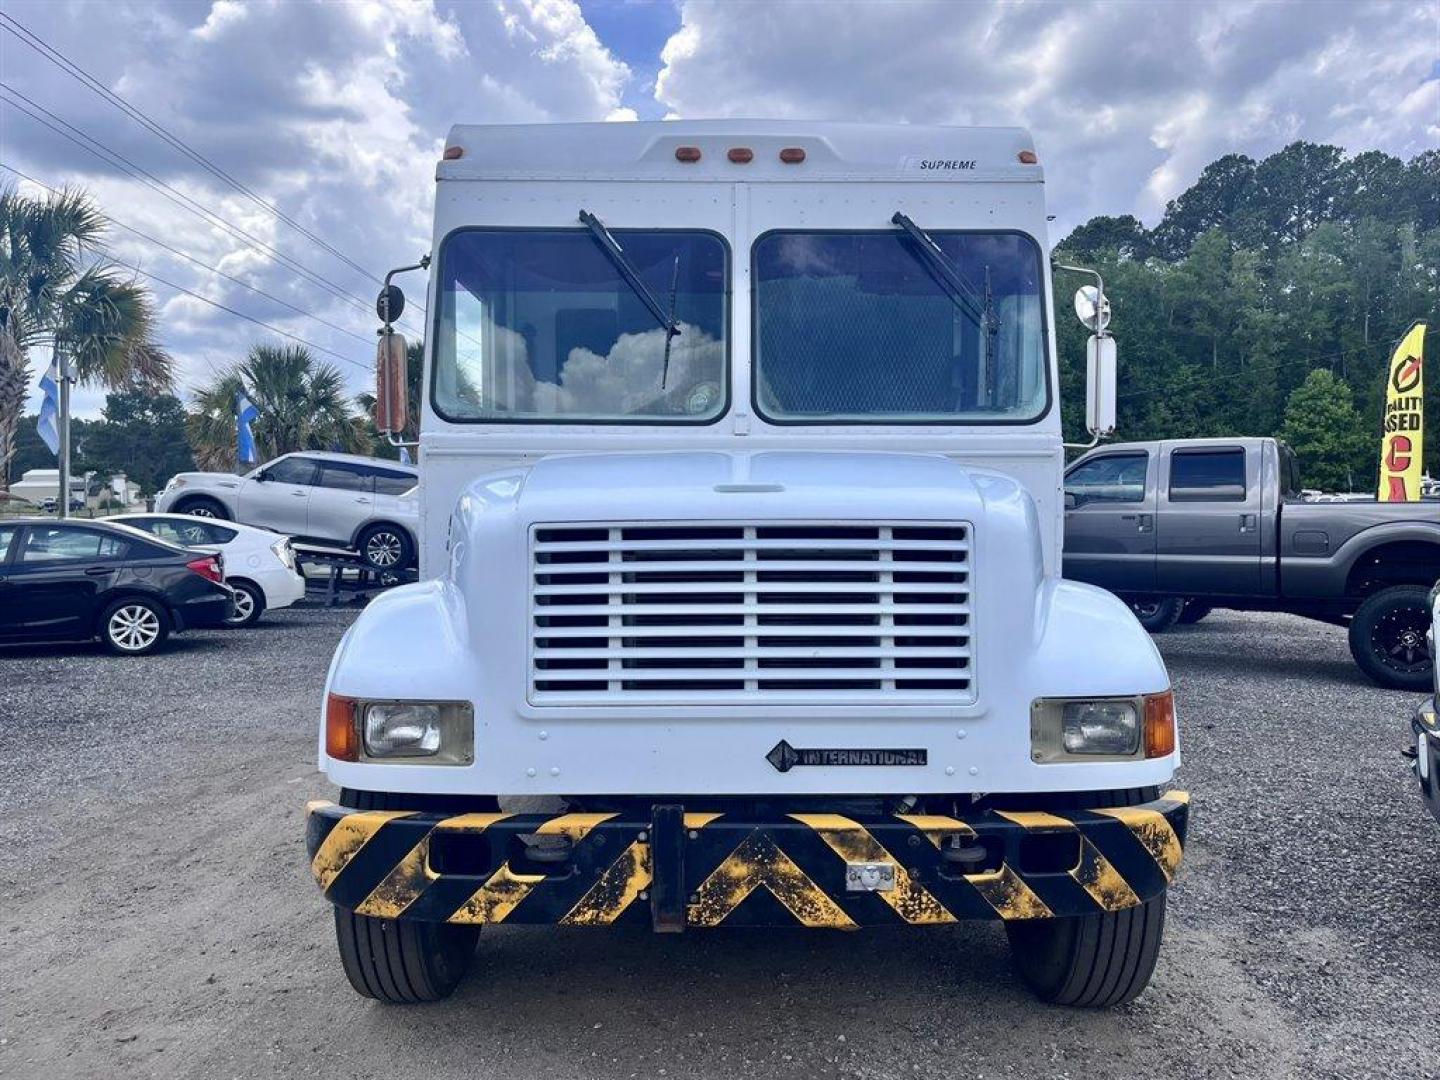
333 907 479 1004
173 495 228 520
1127 597 1184 633
1177 601 1213 625
1348 585 1434 690
1007 893 1167 1007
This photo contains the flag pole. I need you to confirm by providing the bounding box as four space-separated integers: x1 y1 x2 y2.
57 349 70 520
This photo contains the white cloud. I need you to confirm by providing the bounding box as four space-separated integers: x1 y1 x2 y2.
5 0 632 414
653 0 1438 232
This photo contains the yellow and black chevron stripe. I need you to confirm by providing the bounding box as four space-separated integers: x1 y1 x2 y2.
306 792 1189 929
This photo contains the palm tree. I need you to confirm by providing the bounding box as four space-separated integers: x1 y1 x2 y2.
0 185 170 487
187 343 370 471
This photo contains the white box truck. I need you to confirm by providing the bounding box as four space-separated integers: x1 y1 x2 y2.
306 121 1188 1007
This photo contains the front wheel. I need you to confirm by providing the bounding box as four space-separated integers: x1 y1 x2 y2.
1127 597 1185 634
174 495 228 520
333 907 478 1003
1348 584 1434 690
1007 892 1167 1007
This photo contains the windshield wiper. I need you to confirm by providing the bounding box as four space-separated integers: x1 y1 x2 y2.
891 210 999 401
890 211 988 326
579 209 681 384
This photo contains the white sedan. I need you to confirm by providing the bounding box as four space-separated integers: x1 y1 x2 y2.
113 513 307 627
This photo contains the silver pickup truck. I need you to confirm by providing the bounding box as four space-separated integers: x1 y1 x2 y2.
1064 437 1440 689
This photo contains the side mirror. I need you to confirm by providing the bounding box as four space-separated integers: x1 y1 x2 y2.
253 469 268 483
1064 492 1077 510
1073 285 1111 332
376 331 409 435
1085 335 1117 437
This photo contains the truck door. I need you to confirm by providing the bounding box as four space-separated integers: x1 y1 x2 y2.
1156 445 1263 596
1062 450 1157 592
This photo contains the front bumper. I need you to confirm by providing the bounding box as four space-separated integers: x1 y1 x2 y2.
305 792 1189 929
1413 697 1439 824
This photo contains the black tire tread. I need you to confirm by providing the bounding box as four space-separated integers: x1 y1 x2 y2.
1129 597 1184 634
333 908 477 1004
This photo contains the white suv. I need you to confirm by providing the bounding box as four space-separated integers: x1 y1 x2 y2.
155 452 419 570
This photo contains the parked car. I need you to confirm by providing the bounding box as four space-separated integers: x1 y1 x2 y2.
1063 436 1440 689
0 519 231 655
154 452 418 571
1407 581 1439 824
112 513 306 627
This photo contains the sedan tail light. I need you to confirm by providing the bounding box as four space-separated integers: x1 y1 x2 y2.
186 554 224 584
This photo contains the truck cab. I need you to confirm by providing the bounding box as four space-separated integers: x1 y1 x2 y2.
305 121 1188 1008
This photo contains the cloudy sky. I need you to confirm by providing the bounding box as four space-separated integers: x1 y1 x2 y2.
2 0 1436 417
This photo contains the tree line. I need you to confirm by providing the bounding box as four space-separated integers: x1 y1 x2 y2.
1052 141 1438 490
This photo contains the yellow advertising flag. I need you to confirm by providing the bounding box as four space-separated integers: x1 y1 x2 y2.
1377 321 1426 502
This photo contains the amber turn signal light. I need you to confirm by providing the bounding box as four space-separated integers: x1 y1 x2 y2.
1144 691 1176 758
326 694 359 761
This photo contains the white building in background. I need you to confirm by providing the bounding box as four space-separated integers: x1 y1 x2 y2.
9 468 90 506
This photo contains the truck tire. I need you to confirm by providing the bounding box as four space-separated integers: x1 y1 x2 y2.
333 907 479 1004
173 495 228 520
1005 786 1167 1007
1177 601 1213 625
1348 584 1434 690
1127 597 1184 634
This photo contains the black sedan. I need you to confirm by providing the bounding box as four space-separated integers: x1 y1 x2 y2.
0 518 232 655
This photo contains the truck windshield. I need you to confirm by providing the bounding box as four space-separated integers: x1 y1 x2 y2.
432 229 728 423
753 231 1048 423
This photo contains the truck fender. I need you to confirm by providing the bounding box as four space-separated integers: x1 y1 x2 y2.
317 580 472 767
1029 579 1171 702
1330 521 1440 592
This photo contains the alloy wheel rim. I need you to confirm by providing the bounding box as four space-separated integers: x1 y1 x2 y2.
109 605 160 651
1372 607 1430 674
188 505 217 519
227 588 255 624
1131 601 1162 620
367 532 402 567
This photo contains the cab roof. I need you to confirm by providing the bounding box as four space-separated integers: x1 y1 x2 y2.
438 120 1042 184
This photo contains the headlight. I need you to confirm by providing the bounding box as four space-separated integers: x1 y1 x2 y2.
1062 700 1138 755
1032 691 1175 763
324 695 473 764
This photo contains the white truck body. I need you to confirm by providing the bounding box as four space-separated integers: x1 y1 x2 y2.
319 121 1174 798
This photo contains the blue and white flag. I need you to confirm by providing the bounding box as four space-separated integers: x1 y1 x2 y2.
36 354 61 457
235 391 259 466
399 446 412 466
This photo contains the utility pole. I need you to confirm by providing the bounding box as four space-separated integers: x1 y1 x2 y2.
57 349 71 520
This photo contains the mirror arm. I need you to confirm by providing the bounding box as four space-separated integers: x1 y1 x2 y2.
1053 262 1113 450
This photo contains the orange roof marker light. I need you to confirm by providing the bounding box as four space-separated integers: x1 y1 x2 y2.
443 145 464 161
727 147 754 164
675 146 702 163
1017 150 1038 165
779 147 806 164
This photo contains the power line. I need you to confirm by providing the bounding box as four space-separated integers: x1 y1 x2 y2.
0 162 375 348
0 84 426 338
103 253 368 371
0 11 388 293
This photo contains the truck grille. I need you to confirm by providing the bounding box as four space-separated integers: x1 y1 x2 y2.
529 522 973 705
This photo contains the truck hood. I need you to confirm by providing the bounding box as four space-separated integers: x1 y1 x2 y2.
512 450 996 524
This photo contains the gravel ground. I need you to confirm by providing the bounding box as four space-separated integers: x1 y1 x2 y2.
0 604 1435 1080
